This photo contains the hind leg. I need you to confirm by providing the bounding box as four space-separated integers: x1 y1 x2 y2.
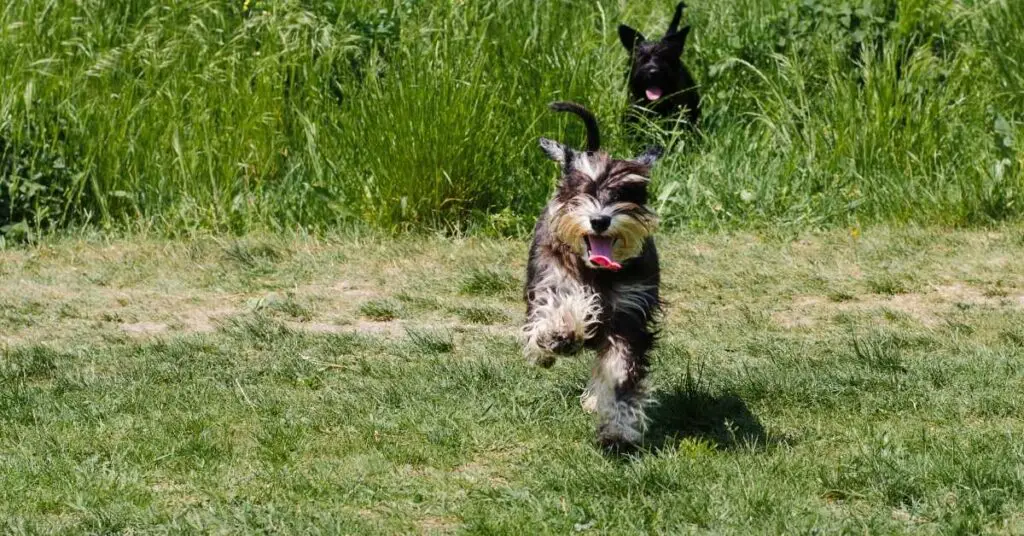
591 330 653 449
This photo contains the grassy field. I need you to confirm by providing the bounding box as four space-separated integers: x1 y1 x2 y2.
2 0 1023 236
2 227 1024 533
3 1 1024 531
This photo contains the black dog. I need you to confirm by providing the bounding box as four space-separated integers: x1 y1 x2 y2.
524 102 662 449
618 2 700 126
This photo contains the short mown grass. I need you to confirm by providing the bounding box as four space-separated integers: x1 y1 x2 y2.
1 227 1024 532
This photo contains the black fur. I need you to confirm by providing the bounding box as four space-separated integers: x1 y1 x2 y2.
619 2 700 126
549 102 600 152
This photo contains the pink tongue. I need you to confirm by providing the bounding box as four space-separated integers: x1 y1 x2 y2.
645 87 663 100
588 236 621 270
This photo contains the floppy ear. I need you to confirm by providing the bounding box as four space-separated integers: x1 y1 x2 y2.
664 26 690 56
618 24 646 52
634 146 664 167
539 137 570 165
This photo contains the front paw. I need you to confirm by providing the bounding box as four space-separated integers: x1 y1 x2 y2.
528 353 557 369
540 332 583 356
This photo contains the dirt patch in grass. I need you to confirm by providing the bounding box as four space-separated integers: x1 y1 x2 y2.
120 322 170 335
417 515 460 535
0 269 425 346
0 284 242 346
4 229 1022 348
774 284 1024 329
149 481 203 509
179 307 236 333
454 461 510 488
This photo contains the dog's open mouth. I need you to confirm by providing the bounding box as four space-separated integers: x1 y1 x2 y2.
585 236 621 271
645 87 663 101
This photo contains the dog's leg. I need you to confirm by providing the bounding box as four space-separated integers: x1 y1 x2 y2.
580 376 598 413
592 329 653 449
523 280 600 367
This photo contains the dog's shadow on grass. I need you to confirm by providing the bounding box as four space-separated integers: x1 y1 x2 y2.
643 387 777 453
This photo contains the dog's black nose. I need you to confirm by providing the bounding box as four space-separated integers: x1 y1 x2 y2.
590 215 611 233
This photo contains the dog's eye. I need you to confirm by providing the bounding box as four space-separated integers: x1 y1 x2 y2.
613 184 648 205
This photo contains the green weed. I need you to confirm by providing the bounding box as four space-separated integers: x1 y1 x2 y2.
459 268 519 297
453 305 510 325
359 299 401 321
0 0 1020 235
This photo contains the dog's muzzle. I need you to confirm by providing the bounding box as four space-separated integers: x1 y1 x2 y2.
637 69 667 101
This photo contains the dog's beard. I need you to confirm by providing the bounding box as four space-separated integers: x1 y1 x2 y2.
549 200 657 270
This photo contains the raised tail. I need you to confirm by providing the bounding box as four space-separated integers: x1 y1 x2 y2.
548 101 601 152
667 2 685 36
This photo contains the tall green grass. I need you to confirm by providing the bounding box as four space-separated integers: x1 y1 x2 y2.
1 0 1021 236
